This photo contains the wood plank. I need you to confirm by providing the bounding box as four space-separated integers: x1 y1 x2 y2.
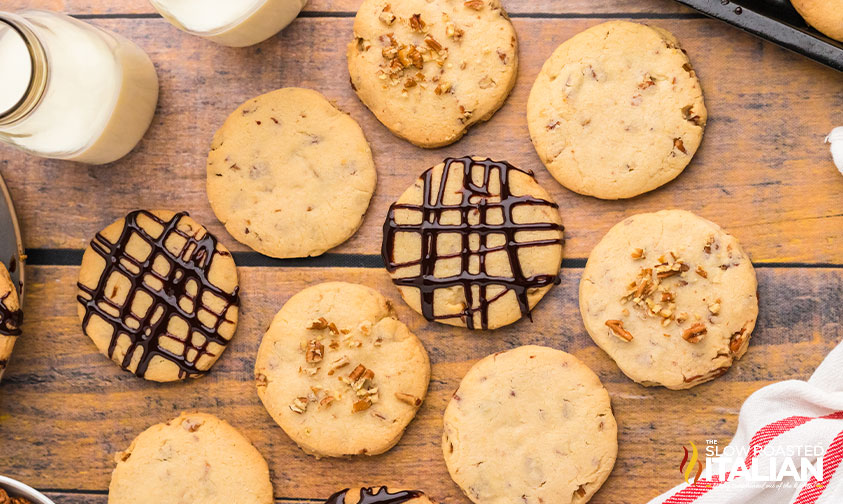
4 0 692 16
42 494 320 504
0 265 839 503
1 17 841 262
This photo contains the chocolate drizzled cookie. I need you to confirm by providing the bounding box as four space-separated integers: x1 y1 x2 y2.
383 156 564 330
76 210 239 382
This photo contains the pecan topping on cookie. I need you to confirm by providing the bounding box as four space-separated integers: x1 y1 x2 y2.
290 396 309 414
379 5 396 25
395 392 423 406
464 0 484 10
605 319 633 342
306 339 324 363
309 317 329 330
409 13 425 32
682 323 707 343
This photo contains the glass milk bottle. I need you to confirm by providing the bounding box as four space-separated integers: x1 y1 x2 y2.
0 10 159 164
148 0 308 47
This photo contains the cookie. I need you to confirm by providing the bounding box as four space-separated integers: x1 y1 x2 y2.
348 0 518 147
77 210 239 382
0 261 22 380
109 412 273 504
382 156 564 330
579 210 758 390
325 487 433 504
527 21 707 199
791 0 843 42
206 87 376 258
254 282 430 458
442 345 618 504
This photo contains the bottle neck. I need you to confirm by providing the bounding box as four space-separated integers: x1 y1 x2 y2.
0 13 48 126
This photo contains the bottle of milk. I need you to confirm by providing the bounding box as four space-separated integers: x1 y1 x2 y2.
148 0 308 47
0 10 159 164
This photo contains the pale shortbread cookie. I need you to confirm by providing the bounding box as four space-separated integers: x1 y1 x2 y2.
348 0 518 147
255 282 430 458
109 412 273 504
77 210 239 382
207 87 376 258
325 487 434 504
791 0 843 42
382 157 564 330
442 345 618 504
580 210 758 390
528 21 707 199
0 262 21 380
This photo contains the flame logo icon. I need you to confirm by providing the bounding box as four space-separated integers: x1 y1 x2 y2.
679 442 704 484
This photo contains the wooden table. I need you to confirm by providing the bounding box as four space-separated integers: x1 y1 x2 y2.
1 1 841 503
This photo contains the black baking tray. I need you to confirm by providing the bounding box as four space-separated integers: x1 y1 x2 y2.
674 0 843 72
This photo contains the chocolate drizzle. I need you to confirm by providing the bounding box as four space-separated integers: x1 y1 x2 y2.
76 210 239 379
325 487 424 504
382 157 563 330
0 291 22 336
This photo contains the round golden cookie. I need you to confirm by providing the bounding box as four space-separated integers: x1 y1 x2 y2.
527 21 707 199
579 210 758 390
254 282 430 458
382 156 564 330
206 87 376 258
77 210 239 382
791 0 843 42
325 487 433 504
109 412 273 504
348 0 518 148
0 261 21 380
442 345 618 504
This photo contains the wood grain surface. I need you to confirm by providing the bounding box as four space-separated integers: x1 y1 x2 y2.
0 266 841 504
0 15 841 262
0 0 841 503
6 0 692 16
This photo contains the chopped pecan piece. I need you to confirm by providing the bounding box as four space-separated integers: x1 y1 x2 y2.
696 265 708 278
289 396 309 414
352 399 372 413
674 137 687 154
308 317 329 330
631 248 645 259
682 323 707 343
464 0 484 10
435 81 452 95
605 320 633 342
446 22 464 40
425 34 442 52
409 13 425 32
730 328 747 354
395 392 422 406
328 355 350 375
379 5 396 25
305 339 324 363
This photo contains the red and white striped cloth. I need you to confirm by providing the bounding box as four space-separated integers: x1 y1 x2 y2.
648 340 843 504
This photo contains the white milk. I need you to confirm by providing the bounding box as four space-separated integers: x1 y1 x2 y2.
0 10 159 164
149 0 308 47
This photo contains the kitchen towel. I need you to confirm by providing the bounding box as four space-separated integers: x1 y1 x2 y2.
648 338 843 504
